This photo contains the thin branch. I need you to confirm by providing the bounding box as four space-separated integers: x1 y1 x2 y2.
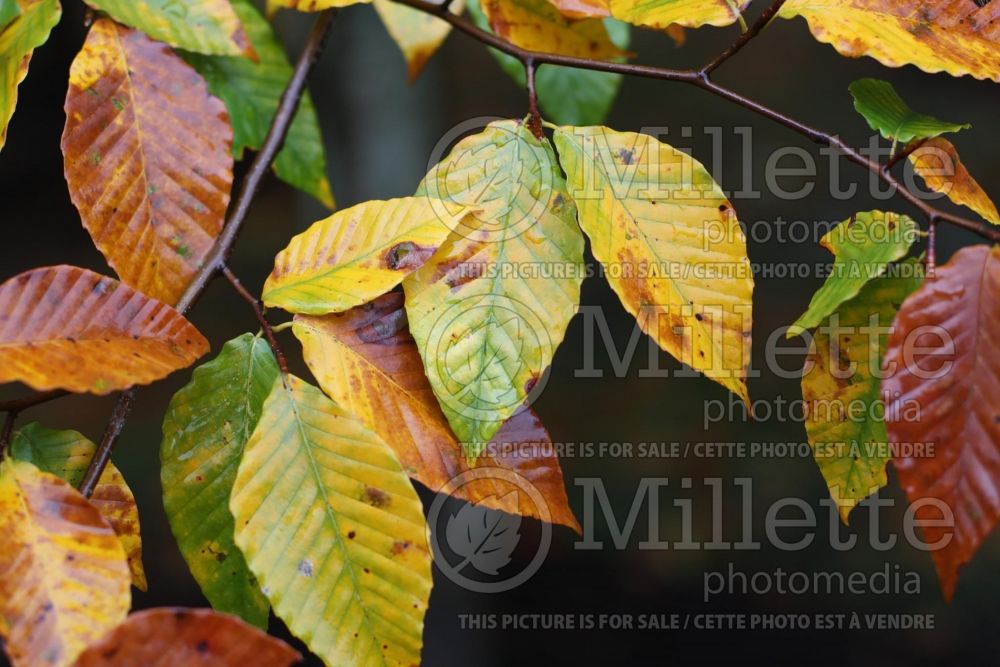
702 0 787 75
78 9 337 498
524 58 543 139
390 0 1000 244
927 218 938 275
0 389 68 414
1 411 16 457
221 265 289 374
883 137 928 175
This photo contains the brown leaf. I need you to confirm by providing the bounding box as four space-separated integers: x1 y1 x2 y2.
71 608 301 666
61 18 233 306
91 465 147 591
0 265 209 394
883 245 1000 600
909 138 1000 226
293 291 580 531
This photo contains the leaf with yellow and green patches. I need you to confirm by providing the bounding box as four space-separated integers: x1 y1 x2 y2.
608 0 748 30
553 124 753 405
483 0 628 60
778 0 1000 82
161 333 278 628
0 0 61 151
404 120 585 453
0 0 21 32
267 0 372 11
11 423 147 591
0 459 130 667
910 138 1000 226
230 374 432 667
375 0 462 82
787 211 919 338
802 259 923 523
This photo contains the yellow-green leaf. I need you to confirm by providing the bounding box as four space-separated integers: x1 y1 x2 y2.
778 0 1000 82
161 334 278 628
608 0 748 30
553 124 753 404
263 197 459 315
0 0 61 151
83 0 254 56
848 78 969 144
0 0 20 31
11 423 146 591
230 374 432 667
802 260 923 523
787 211 918 338
375 0 462 82
405 119 585 451
268 0 372 11
910 137 1000 226
483 0 628 60
0 459 130 667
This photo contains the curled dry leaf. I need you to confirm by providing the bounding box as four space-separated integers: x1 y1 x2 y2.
293 291 580 531
62 18 233 306
909 138 1000 226
883 245 1000 600
71 608 301 667
0 265 209 394
0 459 130 667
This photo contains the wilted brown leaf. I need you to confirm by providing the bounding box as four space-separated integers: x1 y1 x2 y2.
61 18 233 305
0 265 209 394
71 608 301 666
293 291 580 531
883 245 1000 600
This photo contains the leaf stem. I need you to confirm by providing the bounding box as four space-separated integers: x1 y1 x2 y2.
222 265 289 375
524 58 543 139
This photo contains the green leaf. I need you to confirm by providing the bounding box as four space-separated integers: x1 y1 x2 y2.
848 78 970 144
230 374 432 667
183 0 333 208
0 0 61 151
161 333 278 629
802 260 923 522
787 211 919 338
405 120 585 452
0 0 20 31
468 0 629 126
83 0 253 56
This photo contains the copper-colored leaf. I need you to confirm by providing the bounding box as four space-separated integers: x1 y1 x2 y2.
883 245 1000 600
62 18 233 305
0 265 209 394
293 291 580 531
910 138 1000 226
71 608 301 666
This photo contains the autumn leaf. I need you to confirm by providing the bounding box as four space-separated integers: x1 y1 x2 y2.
12 422 147 590
82 0 254 57
553 124 753 405
268 0 372 11
375 0 462 82
787 211 919 338
230 374 433 667
0 266 209 394
161 334 278 628
545 0 609 19
0 0 20 30
405 120 585 451
263 197 459 315
883 245 1000 600
801 260 922 523
909 138 1000 226
184 0 333 208
0 459 130 667
0 0 61 150
608 0 748 30
70 608 301 667
293 291 580 530
778 0 1000 82
62 19 233 306
483 0 628 60
848 78 970 144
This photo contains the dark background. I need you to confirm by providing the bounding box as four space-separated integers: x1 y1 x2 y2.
2 1 999 665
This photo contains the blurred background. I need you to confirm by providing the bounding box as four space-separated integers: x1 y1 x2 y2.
2 1 999 664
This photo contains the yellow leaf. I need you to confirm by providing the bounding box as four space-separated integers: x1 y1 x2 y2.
0 0 61 150
375 0 462 82
0 459 130 667
263 197 460 315
483 0 628 59
230 374 433 667
778 0 1000 82
553 125 753 404
267 0 373 11
546 0 610 18
608 0 748 30
910 138 1000 226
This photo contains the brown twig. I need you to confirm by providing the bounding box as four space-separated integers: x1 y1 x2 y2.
524 58 543 139
221 266 289 375
0 389 68 414
391 0 1000 244
78 9 337 498
1 411 16 457
883 137 929 175
701 0 787 75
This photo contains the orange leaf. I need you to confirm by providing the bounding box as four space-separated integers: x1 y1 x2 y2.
61 18 233 306
909 138 1000 226
484 0 628 60
293 292 580 531
883 245 1000 600
71 608 301 666
0 265 208 394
